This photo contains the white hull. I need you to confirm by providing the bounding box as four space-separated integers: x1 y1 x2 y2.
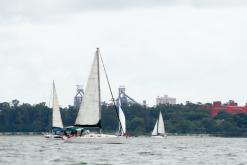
151 135 167 138
44 134 63 139
63 133 126 144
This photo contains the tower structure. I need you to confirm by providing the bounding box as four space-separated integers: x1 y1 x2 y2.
117 86 140 106
74 85 84 108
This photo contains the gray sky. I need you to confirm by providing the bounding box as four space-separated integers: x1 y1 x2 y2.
1 0 247 106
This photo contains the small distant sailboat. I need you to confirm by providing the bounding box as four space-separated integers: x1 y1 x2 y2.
64 48 124 143
44 81 64 139
151 111 166 138
117 99 126 136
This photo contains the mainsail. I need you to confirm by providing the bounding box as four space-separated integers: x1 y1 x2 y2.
52 81 63 129
151 111 165 136
75 49 101 127
118 100 126 135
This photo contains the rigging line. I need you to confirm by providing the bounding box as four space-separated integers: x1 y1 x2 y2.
48 81 53 108
98 49 124 134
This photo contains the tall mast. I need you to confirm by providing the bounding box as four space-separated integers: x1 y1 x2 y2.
96 48 102 129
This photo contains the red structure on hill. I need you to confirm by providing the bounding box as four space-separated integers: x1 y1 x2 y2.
203 100 247 117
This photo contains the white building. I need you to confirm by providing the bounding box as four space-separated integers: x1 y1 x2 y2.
156 95 176 105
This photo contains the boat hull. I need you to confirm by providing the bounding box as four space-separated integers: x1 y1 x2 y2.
151 135 167 138
44 134 63 139
63 133 126 144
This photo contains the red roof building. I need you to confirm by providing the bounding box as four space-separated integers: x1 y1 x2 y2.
204 100 247 117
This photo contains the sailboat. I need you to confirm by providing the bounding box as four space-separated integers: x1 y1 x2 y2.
151 111 166 138
116 99 126 136
44 81 64 139
64 48 124 143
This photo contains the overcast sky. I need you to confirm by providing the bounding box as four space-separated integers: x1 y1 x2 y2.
1 0 247 106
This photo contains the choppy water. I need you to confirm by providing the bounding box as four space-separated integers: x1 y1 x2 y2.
0 135 247 165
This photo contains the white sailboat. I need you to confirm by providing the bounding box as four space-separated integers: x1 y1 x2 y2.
151 111 166 138
117 99 126 136
64 48 123 143
44 81 64 139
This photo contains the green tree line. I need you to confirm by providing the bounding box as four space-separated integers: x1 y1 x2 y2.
0 100 247 137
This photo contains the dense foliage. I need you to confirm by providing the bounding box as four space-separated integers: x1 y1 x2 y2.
0 100 247 137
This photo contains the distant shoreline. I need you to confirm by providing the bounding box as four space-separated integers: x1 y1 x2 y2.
0 132 245 138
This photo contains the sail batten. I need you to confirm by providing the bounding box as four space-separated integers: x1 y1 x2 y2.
75 51 101 127
52 81 63 129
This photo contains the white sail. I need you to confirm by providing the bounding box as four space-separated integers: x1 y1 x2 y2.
151 121 158 136
157 111 165 135
151 111 165 136
75 50 101 127
52 81 63 128
118 100 126 135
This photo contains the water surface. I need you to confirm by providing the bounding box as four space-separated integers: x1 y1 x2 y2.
0 136 246 165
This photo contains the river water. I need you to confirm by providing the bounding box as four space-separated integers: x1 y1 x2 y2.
0 135 246 165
